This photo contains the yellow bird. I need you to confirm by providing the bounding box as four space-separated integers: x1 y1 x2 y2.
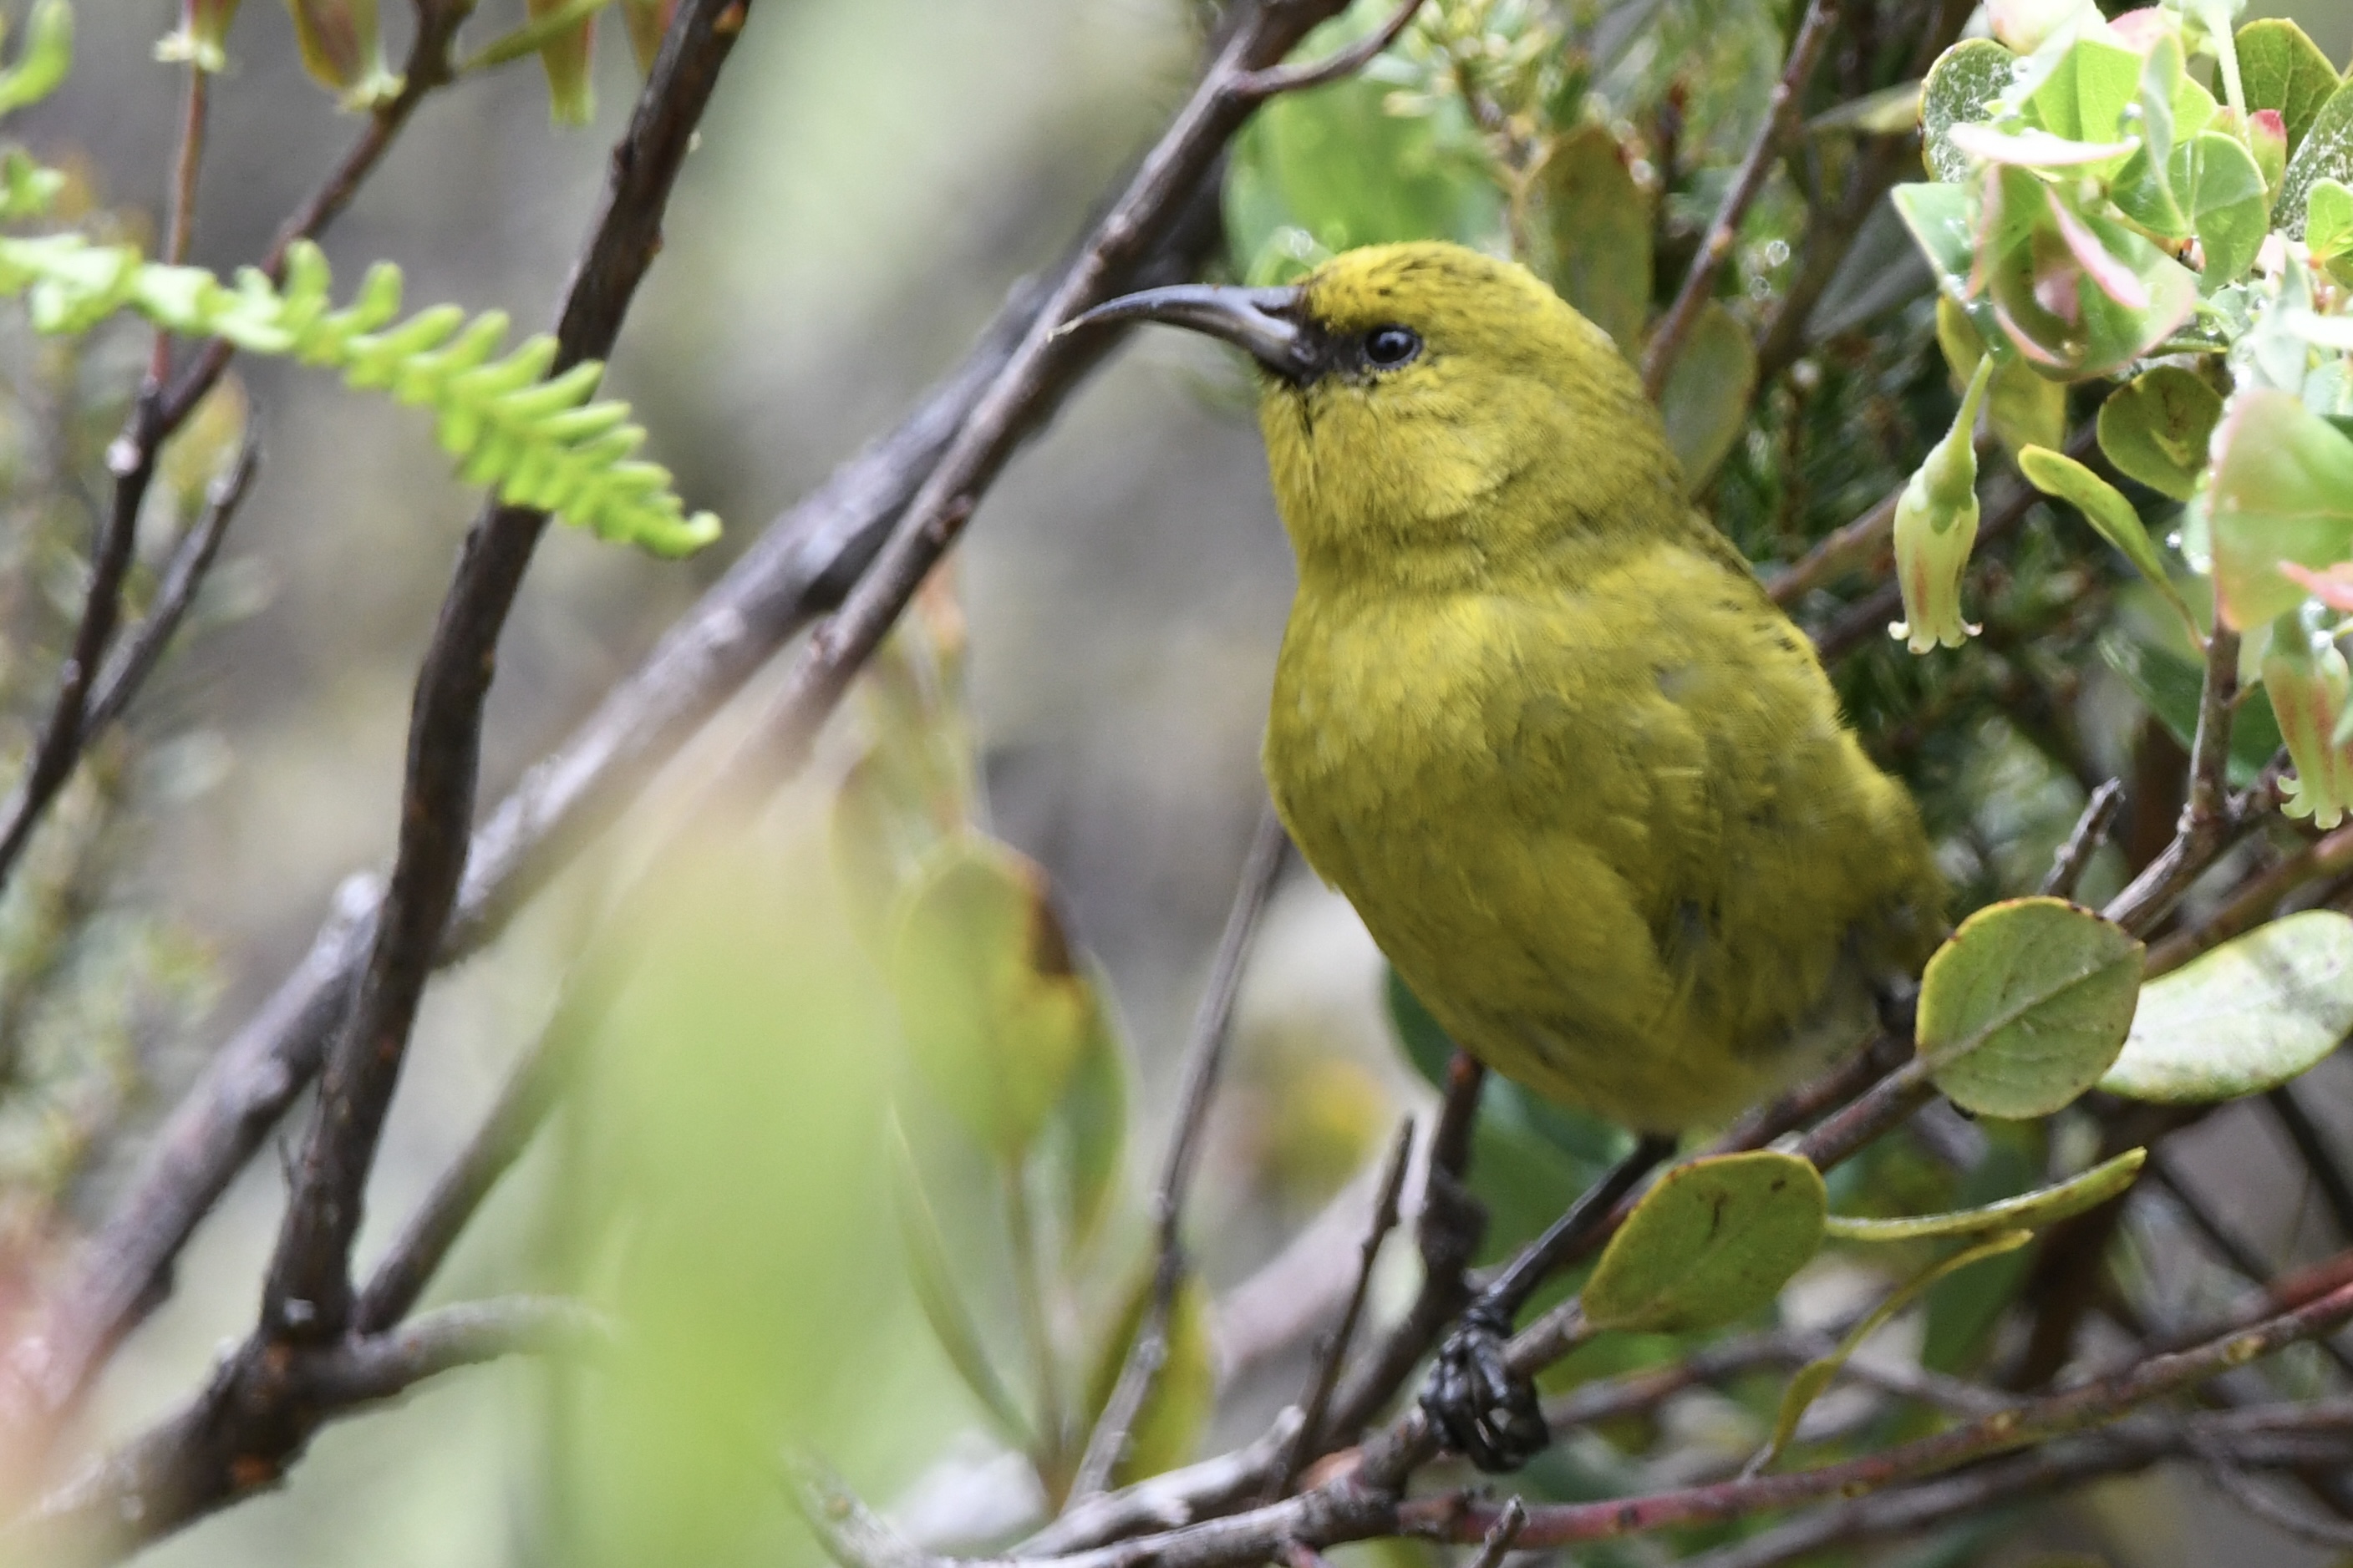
1070 243 1944 1467
1080 241 1943 1131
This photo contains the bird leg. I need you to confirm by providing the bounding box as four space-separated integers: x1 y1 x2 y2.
1418 1134 1675 1472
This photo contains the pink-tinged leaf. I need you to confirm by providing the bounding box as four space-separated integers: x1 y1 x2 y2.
1945 122 2137 166
2209 390 2353 630
2046 186 2151 307
2106 8 2176 52
2280 562 2353 612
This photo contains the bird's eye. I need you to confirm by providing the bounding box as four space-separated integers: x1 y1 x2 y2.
1363 325 1421 368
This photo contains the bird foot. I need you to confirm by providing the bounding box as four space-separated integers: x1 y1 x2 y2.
1419 1300 1548 1473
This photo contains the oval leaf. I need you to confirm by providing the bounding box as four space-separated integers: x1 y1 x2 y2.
1584 1152 1827 1333
1826 1147 2145 1241
1922 38 2019 183
1918 896 2144 1119
2096 363 2222 501
2101 910 2353 1103
889 837 1099 1160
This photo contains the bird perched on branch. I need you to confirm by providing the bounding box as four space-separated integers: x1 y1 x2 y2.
1068 241 1944 1469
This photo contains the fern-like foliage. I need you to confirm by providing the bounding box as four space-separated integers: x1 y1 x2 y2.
0 155 716 556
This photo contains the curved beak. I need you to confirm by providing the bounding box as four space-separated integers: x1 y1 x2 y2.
1060 284 1313 380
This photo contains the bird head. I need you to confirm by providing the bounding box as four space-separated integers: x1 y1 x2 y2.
1067 241 1686 589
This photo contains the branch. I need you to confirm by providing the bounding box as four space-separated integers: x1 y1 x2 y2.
1231 0 1423 97
259 0 757 1345
1639 0 1837 398
2103 624 2248 935
14 1297 607 1561
2145 819 2353 973
1072 804 1290 1501
2267 1082 2353 1243
2039 779 2125 899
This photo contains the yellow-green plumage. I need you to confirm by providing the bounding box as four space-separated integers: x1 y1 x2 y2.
1250 243 1944 1133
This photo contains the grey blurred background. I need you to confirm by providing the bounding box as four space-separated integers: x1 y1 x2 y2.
10 1 2353 1564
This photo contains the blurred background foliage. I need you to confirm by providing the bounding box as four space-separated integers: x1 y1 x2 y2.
5 0 2353 1565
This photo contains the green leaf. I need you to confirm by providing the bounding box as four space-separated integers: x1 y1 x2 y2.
2235 19 2341 156
1657 302 1757 493
2098 630 2284 789
2111 34 2189 241
1756 1230 2030 1467
1922 39 2019 183
0 0 70 117
1583 1152 1827 1334
1529 124 1652 356
887 1117 1033 1446
1917 896 2144 1119
2017 444 2202 645
2027 34 2144 145
1083 1266 1216 1486
2280 80 2353 241
888 838 1100 1160
1825 1147 2145 1241
2170 130 2269 285
2208 388 2353 631
2096 364 2223 501
2101 911 2353 1102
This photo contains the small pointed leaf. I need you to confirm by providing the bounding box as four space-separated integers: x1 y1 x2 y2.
2101 911 2353 1102
1918 896 2144 1119
887 1119 1033 1445
2017 444 2201 644
1657 302 1756 492
1584 1152 1827 1333
1530 124 1652 356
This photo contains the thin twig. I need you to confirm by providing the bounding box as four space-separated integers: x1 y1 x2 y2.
1639 0 1837 398
1070 804 1290 1503
2040 779 2126 898
83 437 261 740
1463 1497 1523 1568
2107 625 2244 936
161 66 208 271
1274 1119 1412 1494
1232 0 1424 97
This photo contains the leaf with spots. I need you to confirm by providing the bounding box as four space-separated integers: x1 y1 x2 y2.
1917 896 2142 1119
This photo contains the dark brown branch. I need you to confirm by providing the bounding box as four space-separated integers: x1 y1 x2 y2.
1072 804 1291 1502
2145 819 2353 974
2106 624 2245 936
260 0 756 1345
1639 0 1837 398
15 1297 606 1561
2193 1433 2353 1549
1273 1118 1412 1494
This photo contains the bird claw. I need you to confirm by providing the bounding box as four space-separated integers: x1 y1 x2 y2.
1419 1301 1549 1473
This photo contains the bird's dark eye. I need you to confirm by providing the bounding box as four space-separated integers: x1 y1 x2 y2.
1363 325 1421 368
